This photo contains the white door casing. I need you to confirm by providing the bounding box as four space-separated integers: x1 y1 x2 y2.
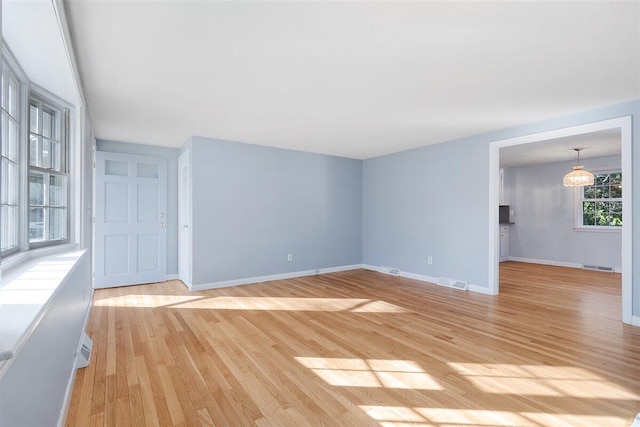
95 152 168 288
178 149 191 287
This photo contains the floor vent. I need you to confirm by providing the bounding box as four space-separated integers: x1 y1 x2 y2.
451 281 469 291
583 264 614 272
439 277 468 291
76 333 93 369
379 266 401 276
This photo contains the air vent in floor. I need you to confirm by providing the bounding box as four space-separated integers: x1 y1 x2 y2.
438 277 468 291
583 264 614 272
378 266 401 276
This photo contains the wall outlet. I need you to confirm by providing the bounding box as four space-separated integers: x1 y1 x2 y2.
427 256 433 265
287 253 293 262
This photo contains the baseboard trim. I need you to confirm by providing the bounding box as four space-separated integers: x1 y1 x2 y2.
362 264 493 295
508 257 582 269
631 316 640 327
191 264 365 291
508 257 621 273
165 274 179 281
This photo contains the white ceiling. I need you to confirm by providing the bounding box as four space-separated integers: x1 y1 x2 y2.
63 1 639 159
499 129 621 168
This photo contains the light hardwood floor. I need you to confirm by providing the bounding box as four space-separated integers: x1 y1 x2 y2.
65 262 640 426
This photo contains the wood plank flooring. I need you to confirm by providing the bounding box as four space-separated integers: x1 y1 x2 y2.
65 262 640 426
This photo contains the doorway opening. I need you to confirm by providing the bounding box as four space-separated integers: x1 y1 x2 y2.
488 117 632 324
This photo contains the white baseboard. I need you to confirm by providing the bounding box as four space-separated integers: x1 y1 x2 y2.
631 316 640 327
191 264 365 291
508 257 621 273
165 274 179 280
508 257 582 269
362 264 492 295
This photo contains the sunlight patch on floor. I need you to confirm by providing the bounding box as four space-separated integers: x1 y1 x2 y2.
296 357 442 389
361 405 537 426
93 294 203 307
172 296 408 312
448 363 638 399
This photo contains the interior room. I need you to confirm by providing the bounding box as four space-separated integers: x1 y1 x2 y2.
1 1 639 426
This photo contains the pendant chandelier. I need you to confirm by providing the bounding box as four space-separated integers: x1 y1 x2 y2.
563 148 594 187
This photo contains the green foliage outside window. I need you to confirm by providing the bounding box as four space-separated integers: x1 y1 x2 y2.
582 172 622 227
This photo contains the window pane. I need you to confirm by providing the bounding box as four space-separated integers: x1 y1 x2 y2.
1 205 18 251
0 114 17 161
48 208 66 240
611 184 622 198
583 201 595 226
595 201 609 225
611 173 622 185
29 207 45 241
51 140 62 171
49 175 66 206
138 162 158 178
42 138 52 169
29 172 45 205
600 185 611 198
7 117 19 162
30 103 38 134
583 186 596 199
30 134 40 166
1 159 19 205
42 108 54 139
1 71 5 110
595 174 609 185
8 74 19 118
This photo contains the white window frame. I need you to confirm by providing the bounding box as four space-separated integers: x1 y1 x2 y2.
574 167 622 233
28 91 70 248
1 46 28 257
1 42 74 261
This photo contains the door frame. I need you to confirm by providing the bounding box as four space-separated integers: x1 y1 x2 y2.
488 116 633 324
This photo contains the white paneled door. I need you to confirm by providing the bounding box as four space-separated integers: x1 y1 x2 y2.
95 152 167 288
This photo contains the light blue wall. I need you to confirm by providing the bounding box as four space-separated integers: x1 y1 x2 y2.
97 140 180 275
363 100 639 314
188 136 362 285
505 155 622 269
363 138 489 286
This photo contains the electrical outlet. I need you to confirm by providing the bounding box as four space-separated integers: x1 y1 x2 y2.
287 253 293 262
427 256 433 265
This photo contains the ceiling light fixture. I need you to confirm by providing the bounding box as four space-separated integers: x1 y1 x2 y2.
563 148 594 187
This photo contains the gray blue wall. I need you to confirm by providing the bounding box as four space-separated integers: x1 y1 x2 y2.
188 136 362 285
504 155 622 269
363 138 489 286
97 140 180 276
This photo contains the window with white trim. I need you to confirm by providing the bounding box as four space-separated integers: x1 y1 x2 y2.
578 170 622 229
1 62 22 255
28 96 69 246
1 47 71 257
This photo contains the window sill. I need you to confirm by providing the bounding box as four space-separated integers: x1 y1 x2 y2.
1 243 79 275
573 227 622 233
0 249 86 369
